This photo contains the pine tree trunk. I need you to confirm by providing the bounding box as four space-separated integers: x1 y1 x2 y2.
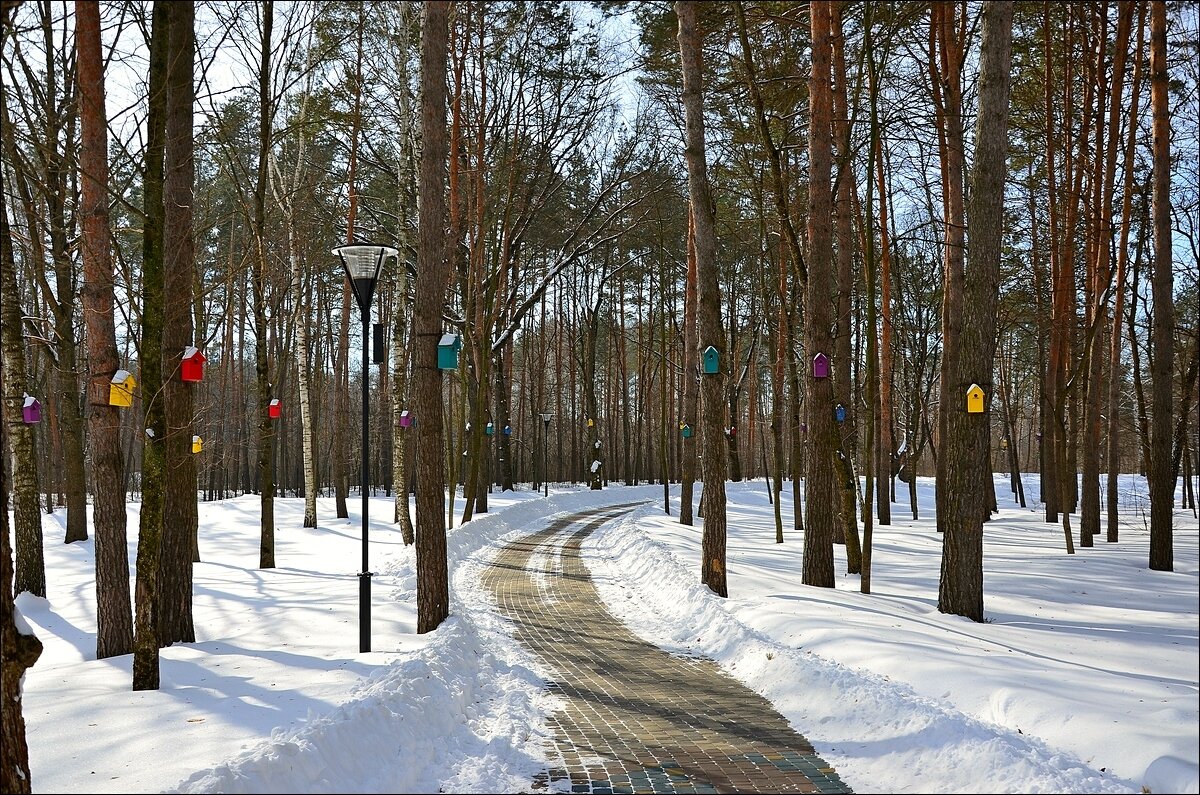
800 0 836 589
133 0 170 690
254 0 276 569
76 0 133 656
1147 0 1174 571
677 0 728 597
415 0 452 634
938 0 1013 622
159 0 196 646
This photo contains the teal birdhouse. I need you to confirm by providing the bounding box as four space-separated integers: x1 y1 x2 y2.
702 346 719 374
681 423 693 438
438 333 461 370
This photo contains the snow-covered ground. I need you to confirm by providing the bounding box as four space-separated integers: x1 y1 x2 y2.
13 474 1199 794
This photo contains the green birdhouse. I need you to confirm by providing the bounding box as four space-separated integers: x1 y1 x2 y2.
702 346 719 374
438 333 462 370
681 424 693 438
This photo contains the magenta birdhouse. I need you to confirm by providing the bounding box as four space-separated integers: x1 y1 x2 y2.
812 352 830 379
181 346 206 382
269 398 282 419
399 410 413 429
22 394 41 424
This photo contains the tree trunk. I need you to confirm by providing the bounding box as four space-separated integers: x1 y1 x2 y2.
938 0 1013 622
75 0 134 657
801 0 837 589
158 0 196 646
679 210 699 525
1147 0 1174 571
253 0 276 570
1 355 43 792
1108 2 1146 543
830 1 861 571
676 0 728 597
133 0 170 690
415 0 452 633
0 163 44 600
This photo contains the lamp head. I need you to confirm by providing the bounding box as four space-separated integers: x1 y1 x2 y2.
334 244 399 312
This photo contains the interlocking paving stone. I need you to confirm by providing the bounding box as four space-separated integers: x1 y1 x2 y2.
483 505 853 795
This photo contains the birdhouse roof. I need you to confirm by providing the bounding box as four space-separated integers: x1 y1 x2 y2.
400 410 410 417
967 383 984 395
439 333 460 347
813 352 828 362
192 435 202 443
270 398 281 405
183 346 205 361
113 369 134 385
24 395 38 408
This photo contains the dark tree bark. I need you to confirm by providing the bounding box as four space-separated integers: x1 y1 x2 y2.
159 0 196 646
0 134 43 600
133 0 170 691
1147 0 1174 571
76 0 133 660
803 0 836 589
253 0 276 569
415 0 452 633
938 0 1013 622
1 352 42 792
679 211 699 525
676 0 728 597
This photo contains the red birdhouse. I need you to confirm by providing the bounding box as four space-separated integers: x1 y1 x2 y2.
269 398 282 419
181 346 206 382
812 352 830 379
22 394 41 424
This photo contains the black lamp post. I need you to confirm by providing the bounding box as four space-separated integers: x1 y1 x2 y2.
334 242 398 653
540 412 553 497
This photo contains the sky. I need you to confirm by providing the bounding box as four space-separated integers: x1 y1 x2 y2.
12 474 1199 794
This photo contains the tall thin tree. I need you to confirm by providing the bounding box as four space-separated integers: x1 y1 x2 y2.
676 0 728 597
938 0 1013 622
76 0 133 659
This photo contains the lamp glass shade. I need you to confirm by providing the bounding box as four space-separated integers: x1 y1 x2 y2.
333 244 399 312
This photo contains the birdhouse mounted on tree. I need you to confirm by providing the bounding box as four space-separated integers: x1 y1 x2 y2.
835 403 846 423
399 410 413 429
269 398 282 419
681 424 693 438
485 421 494 436
181 346 206 382
109 369 136 408
702 346 720 374
812 352 830 379
966 384 986 414
587 418 594 428
438 333 461 370
22 394 41 424
192 435 203 454
503 424 512 436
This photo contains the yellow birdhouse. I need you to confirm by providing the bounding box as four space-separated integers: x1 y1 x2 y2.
966 383 986 414
109 369 136 408
587 418 594 428
192 435 203 454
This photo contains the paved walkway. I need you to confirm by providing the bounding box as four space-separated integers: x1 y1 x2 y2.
482 504 853 795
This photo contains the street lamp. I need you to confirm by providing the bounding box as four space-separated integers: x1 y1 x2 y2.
540 413 553 497
333 242 399 653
